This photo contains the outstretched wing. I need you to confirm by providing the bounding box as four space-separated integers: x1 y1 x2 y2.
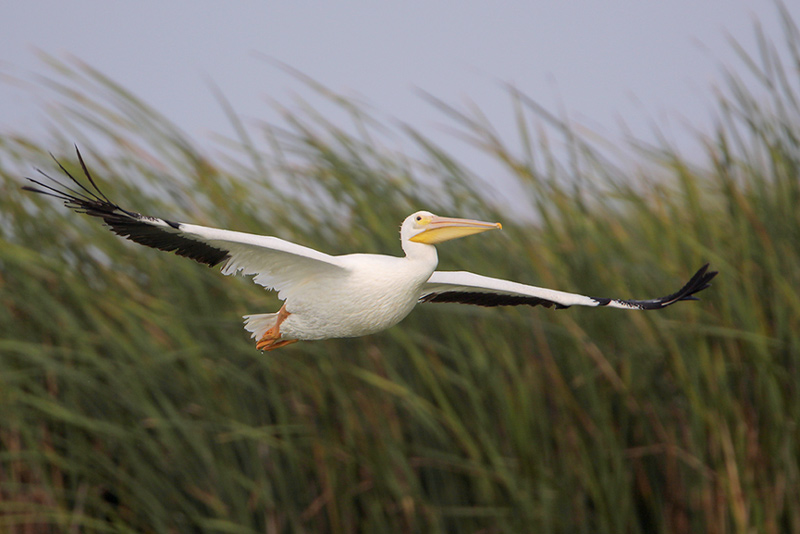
420 264 717 310
22 148 348 295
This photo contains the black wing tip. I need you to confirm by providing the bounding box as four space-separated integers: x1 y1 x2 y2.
642 263 717 309
23 147 231 269
24 150 127 218
592 263 717 310
679 263 718 299
640 263 718 310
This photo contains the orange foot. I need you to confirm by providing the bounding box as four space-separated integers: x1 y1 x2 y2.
257 338 299 351
256 304 298 351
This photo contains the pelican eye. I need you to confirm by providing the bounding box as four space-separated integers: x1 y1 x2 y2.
415 215 422 222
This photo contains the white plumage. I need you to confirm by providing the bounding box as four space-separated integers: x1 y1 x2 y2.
24 150 717 350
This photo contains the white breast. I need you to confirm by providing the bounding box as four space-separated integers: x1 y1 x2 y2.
278 253 436 340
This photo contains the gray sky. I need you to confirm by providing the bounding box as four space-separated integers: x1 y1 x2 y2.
1 2 794 182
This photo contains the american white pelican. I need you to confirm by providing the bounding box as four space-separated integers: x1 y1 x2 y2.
24 150 717 351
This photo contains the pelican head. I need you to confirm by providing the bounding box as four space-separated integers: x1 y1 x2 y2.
401 210 502 246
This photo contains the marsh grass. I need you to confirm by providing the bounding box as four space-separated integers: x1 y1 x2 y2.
2 14 800 534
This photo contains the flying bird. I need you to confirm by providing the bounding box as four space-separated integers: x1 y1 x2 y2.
23 149 717 351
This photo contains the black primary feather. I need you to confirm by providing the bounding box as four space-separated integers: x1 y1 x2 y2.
22 147 230 268
419 291 570 309
593 263 718 310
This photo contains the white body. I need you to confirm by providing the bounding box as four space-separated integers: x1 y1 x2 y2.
228 214 444 342
277 253 435 340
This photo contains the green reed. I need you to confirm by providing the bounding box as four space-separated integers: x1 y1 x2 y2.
1 12 799 533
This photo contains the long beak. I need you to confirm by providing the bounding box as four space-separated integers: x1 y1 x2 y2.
409 216 502 244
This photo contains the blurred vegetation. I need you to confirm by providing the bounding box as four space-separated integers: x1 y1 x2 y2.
2 10 800 534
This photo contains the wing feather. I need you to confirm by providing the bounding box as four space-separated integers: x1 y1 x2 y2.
22 148 347 294
420 265 717 311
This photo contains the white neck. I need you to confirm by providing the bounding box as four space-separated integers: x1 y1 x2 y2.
401 238 439 269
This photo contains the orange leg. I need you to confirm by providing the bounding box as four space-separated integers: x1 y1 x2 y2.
259 338 299 351
256 304 298 351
